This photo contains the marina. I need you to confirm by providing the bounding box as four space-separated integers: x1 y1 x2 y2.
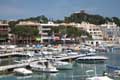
0 45 120 80
0 0 120 80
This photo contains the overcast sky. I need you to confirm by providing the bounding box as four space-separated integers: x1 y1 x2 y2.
0 0 120 20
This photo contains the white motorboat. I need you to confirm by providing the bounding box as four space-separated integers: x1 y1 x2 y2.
30 60 58 73
13 68 32 75
95 45 108 52
53 61 73 70
77 56 108 63
86 68 113 80
86 63 113 80
65 49 78 56
86 76 113 80
85 52 96 56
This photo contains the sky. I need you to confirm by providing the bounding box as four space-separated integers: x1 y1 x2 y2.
0 0 120 20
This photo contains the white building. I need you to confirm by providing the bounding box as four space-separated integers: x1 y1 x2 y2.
76 22 103 40
100 22 120 43
39 22 59 43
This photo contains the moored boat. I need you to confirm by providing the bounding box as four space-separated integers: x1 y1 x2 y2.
76 56 108 64
30 60 58 73
13 68 32 76
53 61 73 70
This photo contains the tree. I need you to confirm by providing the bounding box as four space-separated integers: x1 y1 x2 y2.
64 12 106 25
54 19 64 23
48 25 92 39
12 26 39 36
112 17 120 26
8 21 19 33
12 26 39 44
105 17 113 23
18 15 48 23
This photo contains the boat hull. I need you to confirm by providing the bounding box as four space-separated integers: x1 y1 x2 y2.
31 67 58 73
56 63 73 70
76 59 106 64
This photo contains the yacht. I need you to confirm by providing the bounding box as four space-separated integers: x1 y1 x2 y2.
76 56 108 63
30 60 58 73
53 61 73 70
13 68 32 75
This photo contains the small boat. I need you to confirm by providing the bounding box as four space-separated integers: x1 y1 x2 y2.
30 60 58 73
86 68 113 80
65 49 78 56
85 52 96 56
13 68 32 75
86 76 113 80
76 56 108 63
53 61 73 70
95 46 108 52
106 65 120 77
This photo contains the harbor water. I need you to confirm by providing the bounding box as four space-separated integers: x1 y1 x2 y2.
0 48 120 80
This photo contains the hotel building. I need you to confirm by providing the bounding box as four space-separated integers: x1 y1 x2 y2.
75 22 104 46
39 22 59 43
100 22 120 43
76 22 103 40
0 21 9 44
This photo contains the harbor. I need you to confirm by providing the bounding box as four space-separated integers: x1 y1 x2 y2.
0 44 119 80
0 0 120 80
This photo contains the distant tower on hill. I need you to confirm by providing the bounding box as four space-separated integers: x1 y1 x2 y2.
74 10 86 14
80 10 85 13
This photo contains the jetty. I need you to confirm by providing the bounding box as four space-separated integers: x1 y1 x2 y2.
0 54 85 72
0 63 29 72
0 53 23 58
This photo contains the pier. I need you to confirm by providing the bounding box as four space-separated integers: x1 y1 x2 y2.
0 63 29 72
0 53 23 58
0 54 85 71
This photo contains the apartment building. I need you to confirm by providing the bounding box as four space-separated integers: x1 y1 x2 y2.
39 22 59 43
100 22 120 43
13 21 60 44
0 21 9 44
76 22 103 40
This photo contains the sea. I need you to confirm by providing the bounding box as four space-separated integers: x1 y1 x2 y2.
0 48 120 80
